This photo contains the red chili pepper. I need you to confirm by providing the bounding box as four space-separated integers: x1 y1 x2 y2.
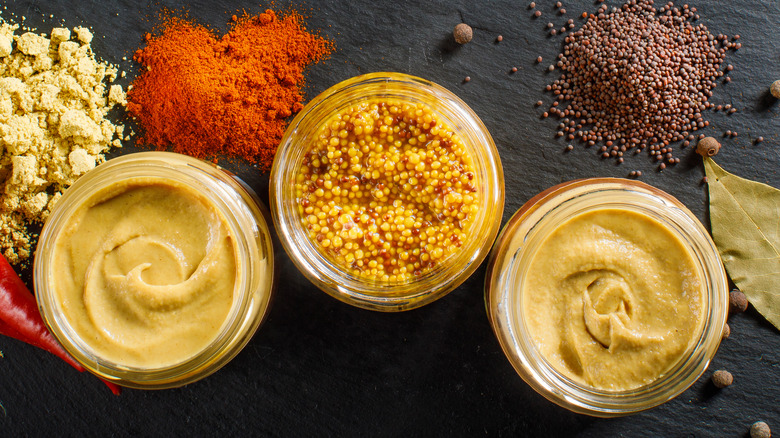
0 254 121 395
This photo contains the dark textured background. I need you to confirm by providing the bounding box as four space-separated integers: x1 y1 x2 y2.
0 0 778 436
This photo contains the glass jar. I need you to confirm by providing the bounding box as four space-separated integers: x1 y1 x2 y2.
35 152 275 389
270 72 504 311
485 178 728 416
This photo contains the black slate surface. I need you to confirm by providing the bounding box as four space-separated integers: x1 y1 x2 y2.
0 0 779 436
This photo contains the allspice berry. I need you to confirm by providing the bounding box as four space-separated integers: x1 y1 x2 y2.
453 23 473 44
696 137 721 157
771 80 780 99
751 421 771 438
711 369 733 388
729 289 749 314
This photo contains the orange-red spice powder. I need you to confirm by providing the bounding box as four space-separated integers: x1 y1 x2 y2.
127 9 333 168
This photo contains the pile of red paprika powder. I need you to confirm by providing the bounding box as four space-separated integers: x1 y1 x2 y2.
127 9 334 169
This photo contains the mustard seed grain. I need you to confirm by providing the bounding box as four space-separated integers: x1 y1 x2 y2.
534 10 542 18
295 99 480 282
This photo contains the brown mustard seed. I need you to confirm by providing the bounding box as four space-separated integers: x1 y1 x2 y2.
463 76 471 83
537 56 543 63
711 370 733 388
756 137 764 144
496 35 503 42
729 289 749 314
511 67 518 73
750 422 771 438
543 0 733 166
696 137 721 157
453 23 473 44
722 322 730 339
529 2 536 9
771 80 780 99
534 10 542 17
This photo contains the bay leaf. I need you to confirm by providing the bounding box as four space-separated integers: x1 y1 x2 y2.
704 157 780 330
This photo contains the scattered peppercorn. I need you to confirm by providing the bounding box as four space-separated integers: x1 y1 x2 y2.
750 422 771 438
729 289 748 314
722 322 730 339
711 370 733 388
543 0 735 166
696 137 721 157
453 23 473 44
771 80 780 99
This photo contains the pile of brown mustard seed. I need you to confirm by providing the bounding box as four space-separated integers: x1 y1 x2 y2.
545 0 738 167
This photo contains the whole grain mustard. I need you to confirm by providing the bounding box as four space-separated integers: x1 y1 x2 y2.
295 99 480 282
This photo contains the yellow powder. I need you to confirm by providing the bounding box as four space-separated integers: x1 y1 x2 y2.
0 19 128 264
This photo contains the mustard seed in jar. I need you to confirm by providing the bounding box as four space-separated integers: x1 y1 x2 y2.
294 99 480 282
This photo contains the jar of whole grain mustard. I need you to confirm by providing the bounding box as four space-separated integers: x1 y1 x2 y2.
270 72 504 311
485 178 728 416
35 152 275 389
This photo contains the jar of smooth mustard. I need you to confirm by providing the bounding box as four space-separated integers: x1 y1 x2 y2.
35 152 275 389
485 178 728 416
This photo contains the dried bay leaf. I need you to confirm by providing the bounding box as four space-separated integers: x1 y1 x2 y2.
704 157 780 330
